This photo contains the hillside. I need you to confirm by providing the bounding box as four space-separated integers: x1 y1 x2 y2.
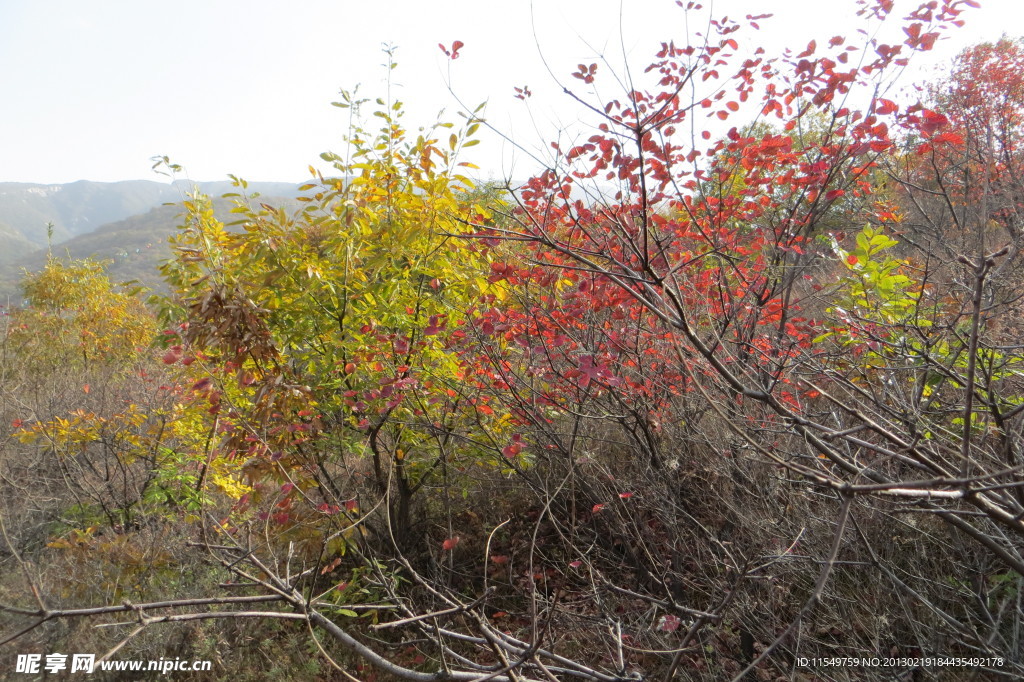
0 192 304 301
0 179 303 264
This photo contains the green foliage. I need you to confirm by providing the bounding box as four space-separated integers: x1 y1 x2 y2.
825 225 923 337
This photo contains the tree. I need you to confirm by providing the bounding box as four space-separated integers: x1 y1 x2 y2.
156 61 517 553
462 0 1024 675
3 257 163 536
10 256 153 371
0 258 234 665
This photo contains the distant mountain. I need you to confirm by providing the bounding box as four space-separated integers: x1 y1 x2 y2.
0 179 304 264
0 185 306 302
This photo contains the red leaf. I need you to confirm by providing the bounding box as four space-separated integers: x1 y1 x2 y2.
658 614 682 632
919 109 949 136
874 98 898 115
442 536 460 551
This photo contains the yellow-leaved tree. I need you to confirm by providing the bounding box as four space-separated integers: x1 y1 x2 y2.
158 56 510 549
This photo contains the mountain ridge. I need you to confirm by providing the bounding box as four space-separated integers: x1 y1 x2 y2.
0 179 305 264
0 180 307 300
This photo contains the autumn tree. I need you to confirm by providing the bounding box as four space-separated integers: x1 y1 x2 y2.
2 257 159 533
0 257 240 666
458 0 1024 676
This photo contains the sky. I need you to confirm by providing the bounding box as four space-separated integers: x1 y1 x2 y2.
1 0 1022 185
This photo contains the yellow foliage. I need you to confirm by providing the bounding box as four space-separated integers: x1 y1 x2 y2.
11 257 155 371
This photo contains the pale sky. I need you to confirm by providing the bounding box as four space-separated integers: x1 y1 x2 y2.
1 0 1021 184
